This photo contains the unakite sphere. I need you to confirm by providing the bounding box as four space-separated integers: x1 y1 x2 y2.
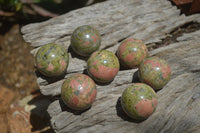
71 25 101 56
121 83 157 120
117 38 148 69
87 50 120 83
61 74 97 110
35 43 69 77
138 56 171 90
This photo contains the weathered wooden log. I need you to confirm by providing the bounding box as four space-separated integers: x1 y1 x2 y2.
47 32 200 133
21 0 200 96
21 0 200 132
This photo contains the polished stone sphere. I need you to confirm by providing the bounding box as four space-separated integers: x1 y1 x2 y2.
35 43 69 77
121 83 157 120
61 73 97 111
138 56 171 90
87 50 120 83
71 25 101 56
117 38 148 69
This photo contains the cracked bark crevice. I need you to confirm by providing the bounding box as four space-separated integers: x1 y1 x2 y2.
147 21 200 50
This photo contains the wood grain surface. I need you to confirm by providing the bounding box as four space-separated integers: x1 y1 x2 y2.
21 0 200 132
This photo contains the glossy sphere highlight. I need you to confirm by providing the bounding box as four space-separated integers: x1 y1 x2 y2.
87 50 120 83
117 38 148 68
121 83 157 120
71 25 101 56
36 43 69 77
61 74 97 110
138 56 171 90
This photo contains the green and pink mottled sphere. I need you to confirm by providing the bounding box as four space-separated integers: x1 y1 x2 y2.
138 56 171 90
121 83 157 120
61 73 97 111
117 38 148 69
71 25 101 56
35 43 69 77
87 50 120 83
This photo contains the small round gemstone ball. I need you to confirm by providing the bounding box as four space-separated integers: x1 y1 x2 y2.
117 38 148 69
121 83 157 120
61 73 97 111
87 50 120 83
35 43 69 77
138 56 171 90
71 25 101 56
